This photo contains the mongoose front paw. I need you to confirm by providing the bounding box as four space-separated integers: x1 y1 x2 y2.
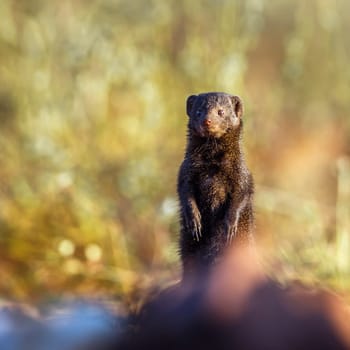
184 208 202 242
226 221 238 244
192 217 202 242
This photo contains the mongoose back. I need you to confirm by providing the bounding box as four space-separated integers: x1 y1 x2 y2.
178 92 254 278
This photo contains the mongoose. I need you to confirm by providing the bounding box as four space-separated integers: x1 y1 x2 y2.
177 92 254 278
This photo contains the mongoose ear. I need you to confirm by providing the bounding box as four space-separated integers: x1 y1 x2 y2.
231 95 243 119
186 95 197 117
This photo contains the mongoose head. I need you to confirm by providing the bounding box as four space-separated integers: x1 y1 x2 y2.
186 92 243 138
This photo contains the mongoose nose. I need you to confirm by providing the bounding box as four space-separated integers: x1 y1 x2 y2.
204 119 212 127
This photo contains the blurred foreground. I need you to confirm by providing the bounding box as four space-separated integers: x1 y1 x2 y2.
1 247 350 350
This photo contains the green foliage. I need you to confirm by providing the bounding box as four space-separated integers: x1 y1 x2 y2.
0 0 349 300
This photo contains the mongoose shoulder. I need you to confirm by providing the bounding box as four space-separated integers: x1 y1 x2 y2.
177 92 254 278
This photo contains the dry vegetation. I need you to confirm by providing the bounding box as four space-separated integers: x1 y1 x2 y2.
0 0 349 302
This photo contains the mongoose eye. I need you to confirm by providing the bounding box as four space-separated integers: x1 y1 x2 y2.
218 109 224 117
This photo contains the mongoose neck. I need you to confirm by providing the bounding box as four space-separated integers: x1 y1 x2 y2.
187 123 243 161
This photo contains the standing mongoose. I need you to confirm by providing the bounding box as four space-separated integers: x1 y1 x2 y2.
178 92 254 278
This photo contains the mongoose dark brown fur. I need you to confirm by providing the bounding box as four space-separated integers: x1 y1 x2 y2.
178 92 254 278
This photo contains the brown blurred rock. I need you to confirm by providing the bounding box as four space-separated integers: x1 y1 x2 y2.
124 247 350 350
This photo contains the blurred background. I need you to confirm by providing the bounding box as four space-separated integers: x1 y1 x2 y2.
0 0 349 302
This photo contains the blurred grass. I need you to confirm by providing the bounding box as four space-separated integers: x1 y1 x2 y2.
0 0 349 301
